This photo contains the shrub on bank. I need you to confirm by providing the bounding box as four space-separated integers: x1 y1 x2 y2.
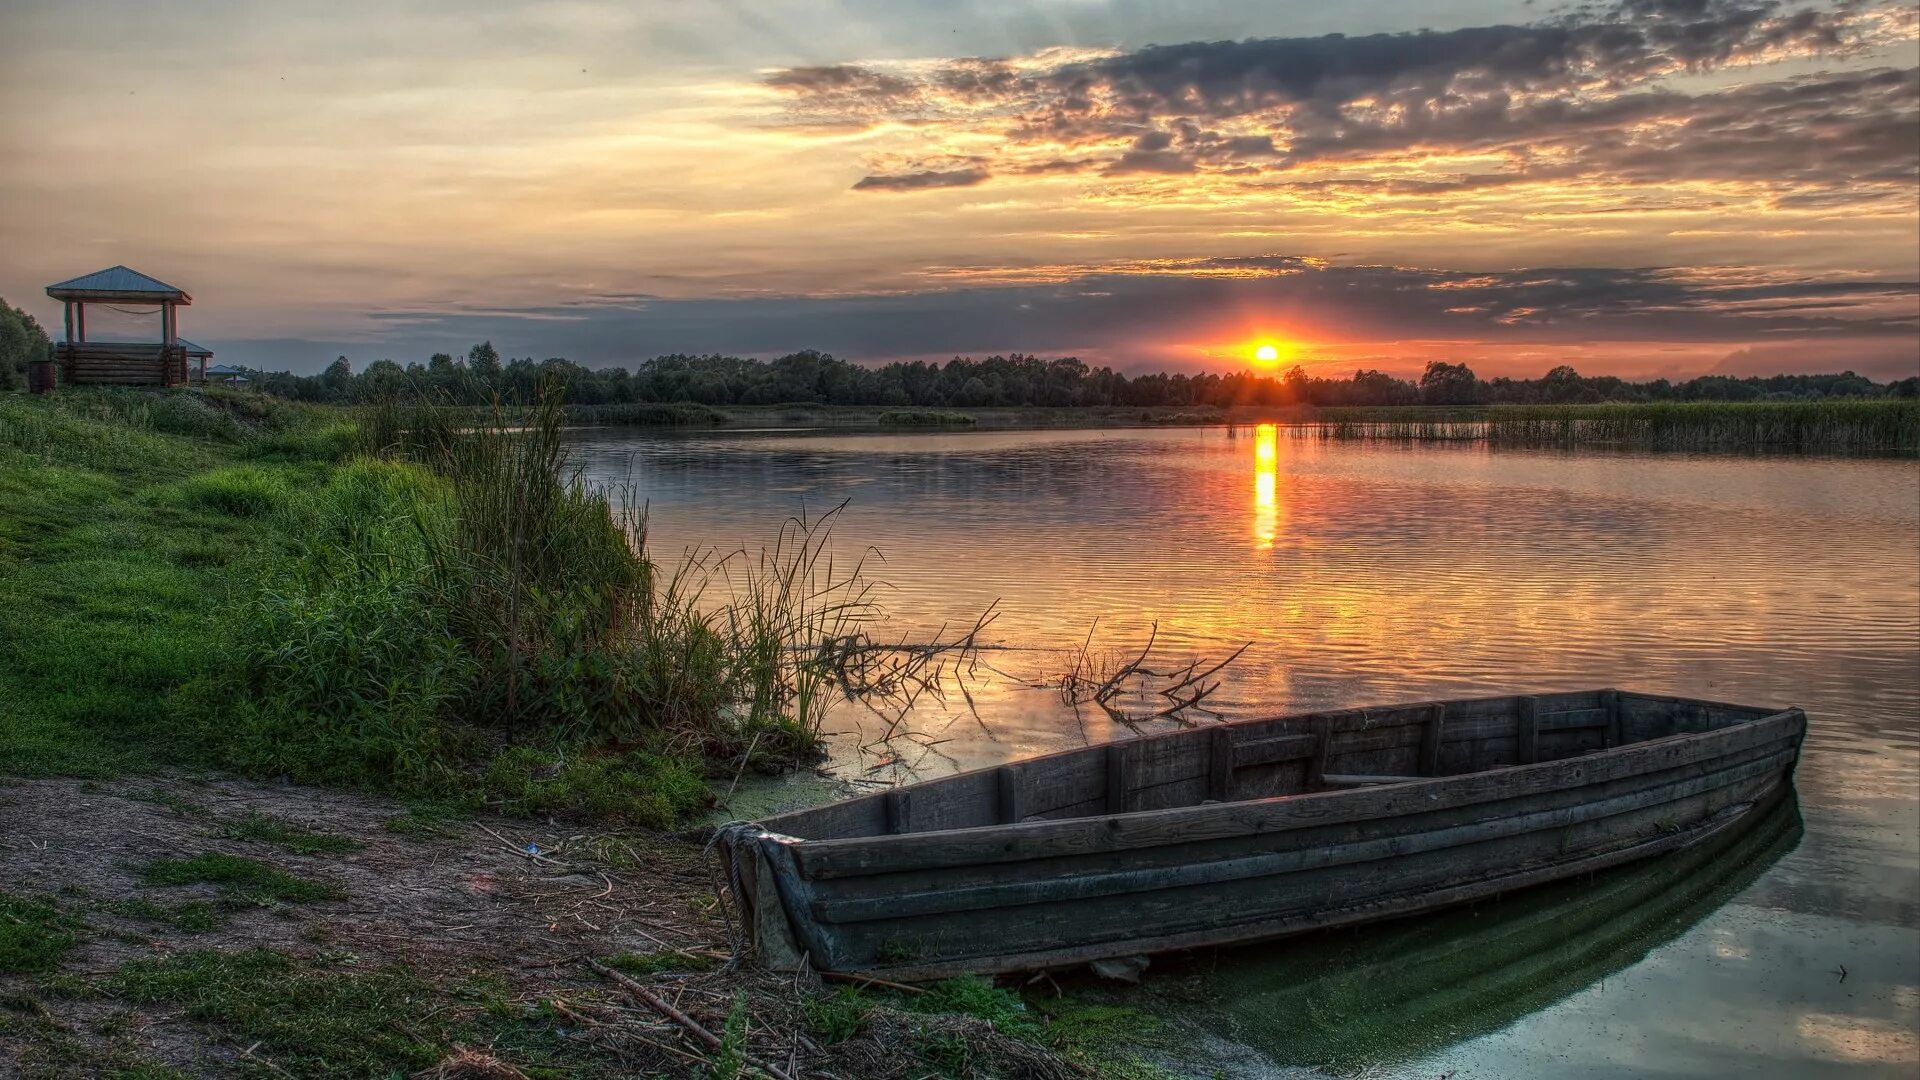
200 394 856 820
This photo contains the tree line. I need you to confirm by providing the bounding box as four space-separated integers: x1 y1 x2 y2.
2 303 1913 406
244 345 1919 408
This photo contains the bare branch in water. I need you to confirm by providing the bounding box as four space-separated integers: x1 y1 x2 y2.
1051 623 1252 728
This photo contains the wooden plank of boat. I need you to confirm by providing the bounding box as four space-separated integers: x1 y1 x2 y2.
720 689 1806 981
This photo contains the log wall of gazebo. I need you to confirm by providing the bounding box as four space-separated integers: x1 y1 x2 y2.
41 266 194 390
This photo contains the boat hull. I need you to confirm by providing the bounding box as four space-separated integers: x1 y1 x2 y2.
726 691 1805 979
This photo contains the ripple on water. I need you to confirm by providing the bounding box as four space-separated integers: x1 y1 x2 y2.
574 425 1920 1078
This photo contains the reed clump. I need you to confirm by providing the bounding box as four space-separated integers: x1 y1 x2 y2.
228 391 878 821
562 401 729 426
1304 400 1920 453
876 409 977 426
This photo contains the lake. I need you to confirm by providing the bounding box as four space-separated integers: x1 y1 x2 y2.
574 424 1919 1078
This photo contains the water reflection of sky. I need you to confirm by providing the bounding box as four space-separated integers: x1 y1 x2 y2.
573 425 1920 1077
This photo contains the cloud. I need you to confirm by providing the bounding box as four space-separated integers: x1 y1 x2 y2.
1713 339 1920 380
763 1 1915 201
852 167 992 191
228 256 1918 378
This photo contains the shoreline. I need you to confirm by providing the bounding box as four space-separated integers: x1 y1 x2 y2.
0 388 1197 1078
563 399 1920 455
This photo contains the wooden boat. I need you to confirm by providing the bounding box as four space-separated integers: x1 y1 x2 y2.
720 689 1806 980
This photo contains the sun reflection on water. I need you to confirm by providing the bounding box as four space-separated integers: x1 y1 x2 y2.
1253 423 1279 548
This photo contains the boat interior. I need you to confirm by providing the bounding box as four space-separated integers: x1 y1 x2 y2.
763 690 1787 841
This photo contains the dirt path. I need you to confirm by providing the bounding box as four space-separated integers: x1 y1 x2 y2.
0 775 1105 1079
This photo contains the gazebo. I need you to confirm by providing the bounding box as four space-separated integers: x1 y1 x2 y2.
178 340 215 383
40 266 193 389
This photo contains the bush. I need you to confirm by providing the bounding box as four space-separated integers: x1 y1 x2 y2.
141 392 879 825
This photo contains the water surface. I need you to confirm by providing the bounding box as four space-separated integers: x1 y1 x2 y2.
575 425 1919 1077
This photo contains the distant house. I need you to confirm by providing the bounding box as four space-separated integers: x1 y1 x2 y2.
40 265 195 390
203 364 249 386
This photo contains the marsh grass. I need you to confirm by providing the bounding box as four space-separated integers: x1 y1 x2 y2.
563 401 729 426
876 409 977 426
1305 400 1920 453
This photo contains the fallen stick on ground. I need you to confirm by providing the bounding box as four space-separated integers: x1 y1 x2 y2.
585 959 798 1080
818 969 927 995
475 821 568 868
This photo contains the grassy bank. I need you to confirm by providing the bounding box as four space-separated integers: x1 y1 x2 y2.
1301 400 1920 453
0 387 870 825
1 387 1174 1077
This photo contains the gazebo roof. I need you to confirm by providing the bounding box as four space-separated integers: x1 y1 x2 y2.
46 265 191 304
177 339 213 357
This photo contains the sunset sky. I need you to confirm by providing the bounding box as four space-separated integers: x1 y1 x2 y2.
2 0 1916 379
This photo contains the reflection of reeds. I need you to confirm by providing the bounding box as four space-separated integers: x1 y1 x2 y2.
1300 400 1920 453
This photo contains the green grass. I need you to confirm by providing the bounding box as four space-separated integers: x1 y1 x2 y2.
381 804 459 840
139 854 342 905
0 990 195 1080
0 396 282 780
97 948 625 1080
794 975 1185 1077
0 387 901 828
481 745 710 827
104 949 440 1079
128 787 211 818
0 889 82 974
97 897 225 933
911 975 1042 1038
222 812 365 856
602 949 715 977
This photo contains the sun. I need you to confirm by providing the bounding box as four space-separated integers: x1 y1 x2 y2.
1249 339 1294 369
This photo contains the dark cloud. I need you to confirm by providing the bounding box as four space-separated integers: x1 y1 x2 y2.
234 257 1918 375
763 64 913 95
1104 149 1196 175
1713 338 1920 379
851 167 991 191
765 1 1911 196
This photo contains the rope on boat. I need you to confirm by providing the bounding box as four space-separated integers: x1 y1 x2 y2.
703 820 769 971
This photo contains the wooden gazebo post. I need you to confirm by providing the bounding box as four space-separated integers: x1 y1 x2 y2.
43 266 193 388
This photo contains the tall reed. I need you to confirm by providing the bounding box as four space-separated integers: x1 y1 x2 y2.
1302 400 1920 454
341 390 880 758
